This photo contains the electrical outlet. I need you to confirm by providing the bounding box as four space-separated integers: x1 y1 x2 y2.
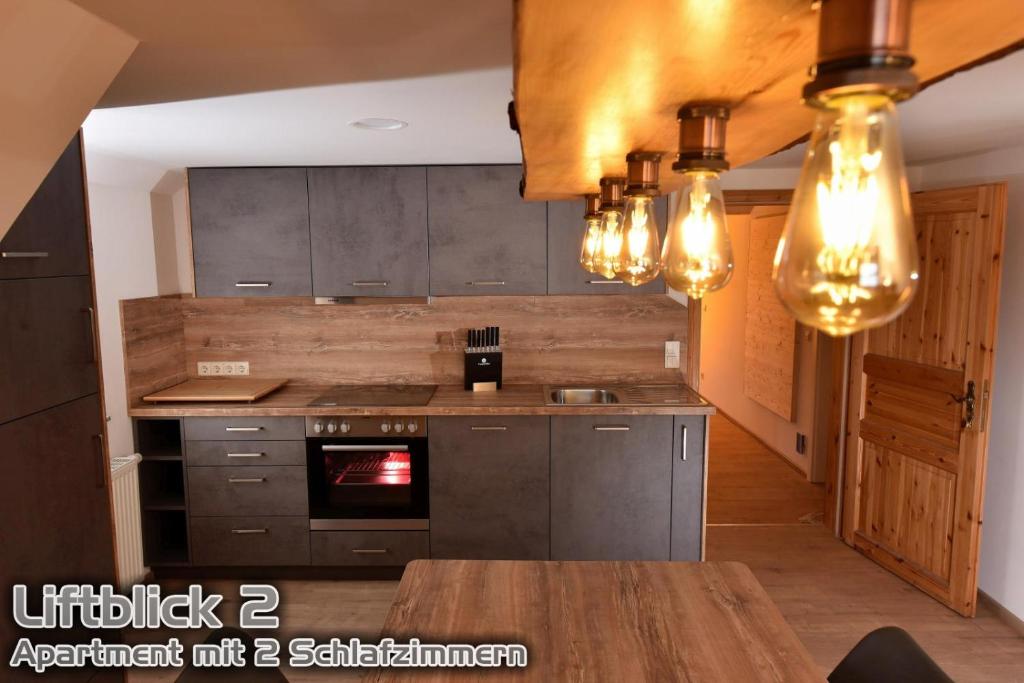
198 361 250 377
664 341 681 369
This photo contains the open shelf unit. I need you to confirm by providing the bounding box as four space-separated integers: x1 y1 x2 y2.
134 418 190 565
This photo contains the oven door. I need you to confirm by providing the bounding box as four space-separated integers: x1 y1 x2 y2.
307 437 428 528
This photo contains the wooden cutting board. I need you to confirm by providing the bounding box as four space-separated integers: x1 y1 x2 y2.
142 378 288 403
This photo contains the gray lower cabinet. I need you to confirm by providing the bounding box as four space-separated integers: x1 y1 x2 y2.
671 415 707 561
428 416 550 559
188 167 312 297
186 440 306 467
427 165 548 295
308 166 428 297
551 415 674 560
0 276 99 424
311 530 429 566
187 466 308 517
183 416 306 441
191 516 310 566
547 196 669 295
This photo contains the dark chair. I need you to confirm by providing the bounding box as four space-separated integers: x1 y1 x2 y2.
828 626 953 683
175 626 288 682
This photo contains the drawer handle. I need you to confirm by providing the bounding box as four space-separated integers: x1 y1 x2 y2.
351 549 389 555
470 426 507 431
227 452 265 458
593 425 631 432
351 281 390 287
231 528 268 535
466 280 505 286
228 477 266 484
225 426 263 432
235 282 271 288
587 279 625 285
1 251 49 258
323 445 409 452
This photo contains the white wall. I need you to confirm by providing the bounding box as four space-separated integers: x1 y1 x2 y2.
85 150 191 459
914 145 1024 623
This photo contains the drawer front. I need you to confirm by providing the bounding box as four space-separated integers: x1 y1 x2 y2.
190 516 310 566
183 416 305 441
186 440 305 467
310 530 429 566
187 466 308 516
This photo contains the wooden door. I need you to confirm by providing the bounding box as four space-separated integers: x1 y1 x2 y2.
308 166 429 297
842 184 1007 616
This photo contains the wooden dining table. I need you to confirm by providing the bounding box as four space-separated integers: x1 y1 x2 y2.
366 559 822 681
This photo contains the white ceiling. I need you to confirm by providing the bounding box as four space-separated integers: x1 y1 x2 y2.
749 49 1024 169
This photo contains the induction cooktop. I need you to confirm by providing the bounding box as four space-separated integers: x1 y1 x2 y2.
308 384 437 407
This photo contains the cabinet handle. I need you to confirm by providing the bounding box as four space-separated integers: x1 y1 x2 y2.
351 549 389 555
227 452 265 458
593 425 631 432
235 282 271 288
351 281 389 287
587 280 625 285
680 425 688 461
225 426 263 432
81 306 98 364
466 280 505 286
231 528 268 535
93 433 106 489
323 444 408 452
1 251 49 258
228 477 266 484
470 426 507 431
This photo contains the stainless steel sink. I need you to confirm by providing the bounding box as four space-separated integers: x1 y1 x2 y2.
548 388 620 405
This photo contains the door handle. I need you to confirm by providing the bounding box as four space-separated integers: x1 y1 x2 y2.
680 424 688 461
92 433 106 489
351 281 390 287
593 425 630 432
82 306 98 365
322 445 409 452
466 280 506 286
235 282 271 288
587 280 625 285
1 251 49 258
952 381 976 430
225 426 263 432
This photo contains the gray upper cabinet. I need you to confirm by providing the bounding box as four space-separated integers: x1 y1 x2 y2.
547 196 668 295
671 415 706 561
189 167 312 297
427 165 548 295
429 416 550 560
0 137 90 280
308 167 428 297
551 415 673 560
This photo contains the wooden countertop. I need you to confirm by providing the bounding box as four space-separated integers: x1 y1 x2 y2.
127 383 715 417
367 560 821 682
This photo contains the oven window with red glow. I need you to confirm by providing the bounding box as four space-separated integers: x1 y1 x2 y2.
325 451 412 486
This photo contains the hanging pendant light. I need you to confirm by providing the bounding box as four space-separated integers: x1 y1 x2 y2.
773 0 919 337
593 177 626 279
578 193 603 274
614 152 663 286
660 105 734 298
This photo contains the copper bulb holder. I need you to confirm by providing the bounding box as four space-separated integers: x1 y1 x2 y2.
672 104 730 173
624 152 662 197
598 177 626 210
804 0 918 104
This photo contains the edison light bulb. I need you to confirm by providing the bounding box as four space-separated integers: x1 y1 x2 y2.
614 195 661 285
773 93 918 336
660 171 732 298
579 216 602 273
594 207 624 279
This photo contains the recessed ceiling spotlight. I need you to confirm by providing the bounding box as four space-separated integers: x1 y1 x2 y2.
348 118 408 131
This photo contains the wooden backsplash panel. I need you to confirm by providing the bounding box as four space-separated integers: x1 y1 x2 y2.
179 295 688 385
120 295 187 404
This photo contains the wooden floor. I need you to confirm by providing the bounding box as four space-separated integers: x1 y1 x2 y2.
127 416 1024 682
707 413 825 525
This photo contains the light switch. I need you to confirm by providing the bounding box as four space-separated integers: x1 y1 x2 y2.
664 341 681 369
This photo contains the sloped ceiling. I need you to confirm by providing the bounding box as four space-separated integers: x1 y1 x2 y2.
70 0 513 107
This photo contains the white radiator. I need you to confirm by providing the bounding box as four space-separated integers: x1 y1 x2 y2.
110 454 148 590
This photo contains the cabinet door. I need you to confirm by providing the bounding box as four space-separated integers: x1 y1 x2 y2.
429 416 550 559
671 415 706 561
551 415 673 560
189 167 312 297
0 276 98 424
547 196 668 294
308 166 428 297
427 166 547 295
0 135 90 280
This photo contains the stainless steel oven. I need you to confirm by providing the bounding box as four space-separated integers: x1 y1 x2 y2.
305 416 428 530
